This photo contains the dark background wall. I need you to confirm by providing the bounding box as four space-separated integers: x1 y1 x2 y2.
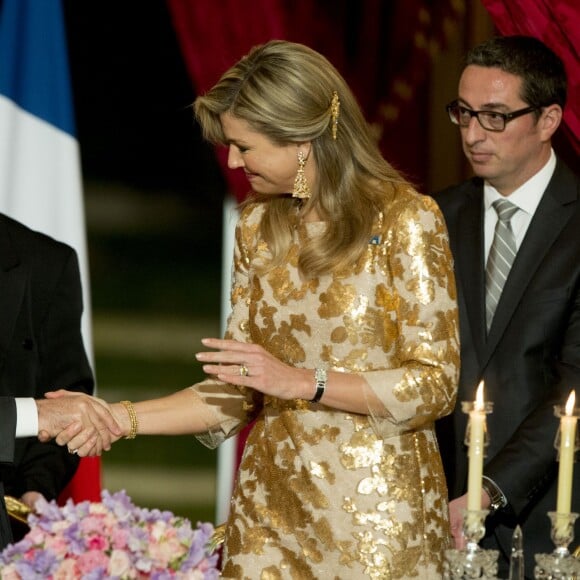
64 1 223 197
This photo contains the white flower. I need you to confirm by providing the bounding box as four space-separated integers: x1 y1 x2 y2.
108 549 132 577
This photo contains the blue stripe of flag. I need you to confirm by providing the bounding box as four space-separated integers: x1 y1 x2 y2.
0 0 75 136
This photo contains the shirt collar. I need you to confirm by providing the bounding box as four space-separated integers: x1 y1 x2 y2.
484 149 557 215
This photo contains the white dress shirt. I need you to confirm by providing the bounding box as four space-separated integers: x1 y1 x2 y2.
15 398 38 437
484 149 557 263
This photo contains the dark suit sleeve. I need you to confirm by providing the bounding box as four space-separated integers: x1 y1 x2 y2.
37 249 93 394
0 397 16 464
559 283 580 387
0 397 15 549
15 250 94 500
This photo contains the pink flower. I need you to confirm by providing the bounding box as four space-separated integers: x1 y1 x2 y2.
86 535 109 551
44 535 69 558
0 564 20 580
76 550 110 574
111 527 129 550
53 558 80 580
25 527 45 545
81 515 105 535
149 536 185 564
150 520 172 541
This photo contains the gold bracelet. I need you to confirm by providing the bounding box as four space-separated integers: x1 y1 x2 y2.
120 400 138 439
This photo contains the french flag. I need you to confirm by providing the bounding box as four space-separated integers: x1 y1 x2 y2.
0 0 100 502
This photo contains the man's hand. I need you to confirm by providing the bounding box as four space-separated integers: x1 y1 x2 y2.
448 490 491 549
20 491 44 511
36 390 122 455
449 495 468 549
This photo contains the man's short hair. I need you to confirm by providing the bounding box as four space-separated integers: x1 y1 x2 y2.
466 35 567 110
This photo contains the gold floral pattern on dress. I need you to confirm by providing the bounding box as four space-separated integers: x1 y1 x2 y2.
194 185 459 578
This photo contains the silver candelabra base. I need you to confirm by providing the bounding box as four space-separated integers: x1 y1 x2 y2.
444 509 499 579
534 512 580 579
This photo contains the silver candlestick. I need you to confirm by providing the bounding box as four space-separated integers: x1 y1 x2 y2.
444 508 499 579
534 511 580 579
444 396 498 578
534 398 580 579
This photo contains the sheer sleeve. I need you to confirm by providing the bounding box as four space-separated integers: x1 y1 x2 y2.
192 205 264 449
361 192 460 438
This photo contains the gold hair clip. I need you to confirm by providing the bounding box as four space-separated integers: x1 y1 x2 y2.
330 91 340 140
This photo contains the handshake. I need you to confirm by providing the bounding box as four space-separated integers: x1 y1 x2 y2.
36 390 126 456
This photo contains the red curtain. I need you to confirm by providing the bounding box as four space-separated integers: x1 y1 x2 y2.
166 0 285 202
481 0 580 157
58 457 102 504
167 0 463 197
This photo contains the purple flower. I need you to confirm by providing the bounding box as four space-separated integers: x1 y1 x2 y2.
12 549 59 578
0 490 219 579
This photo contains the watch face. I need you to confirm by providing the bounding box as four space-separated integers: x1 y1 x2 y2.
483 480 506 511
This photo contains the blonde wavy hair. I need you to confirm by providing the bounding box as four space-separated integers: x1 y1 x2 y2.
194 40 407 278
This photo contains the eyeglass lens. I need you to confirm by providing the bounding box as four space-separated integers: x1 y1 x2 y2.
448 104 506 131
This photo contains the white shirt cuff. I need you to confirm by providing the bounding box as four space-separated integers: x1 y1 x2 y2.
15 397 39 437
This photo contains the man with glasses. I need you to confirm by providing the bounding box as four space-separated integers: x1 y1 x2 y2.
435 35 580 576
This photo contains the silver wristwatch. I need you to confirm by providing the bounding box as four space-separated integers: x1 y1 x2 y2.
482 477 508 512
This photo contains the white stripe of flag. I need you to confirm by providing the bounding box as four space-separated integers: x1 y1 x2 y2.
0 0 92 362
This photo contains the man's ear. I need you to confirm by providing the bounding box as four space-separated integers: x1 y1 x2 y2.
539 104 563 140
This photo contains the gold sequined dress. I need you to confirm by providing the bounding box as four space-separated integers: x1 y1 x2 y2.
191 185 460 579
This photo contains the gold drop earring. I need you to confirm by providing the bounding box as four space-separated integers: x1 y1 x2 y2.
292 150 310 199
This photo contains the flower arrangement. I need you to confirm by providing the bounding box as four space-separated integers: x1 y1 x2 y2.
0 490 219 579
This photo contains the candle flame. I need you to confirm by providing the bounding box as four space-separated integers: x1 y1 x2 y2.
475 381 485 411
565 391 576 416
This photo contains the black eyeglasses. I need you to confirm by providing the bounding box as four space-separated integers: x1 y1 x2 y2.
446 100 539 132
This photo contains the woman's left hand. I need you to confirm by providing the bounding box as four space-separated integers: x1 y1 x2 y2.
196 338 312 400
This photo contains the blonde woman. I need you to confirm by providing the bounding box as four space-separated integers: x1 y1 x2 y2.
59 40 459 578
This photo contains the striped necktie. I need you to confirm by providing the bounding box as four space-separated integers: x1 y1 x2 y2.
485 198 519 331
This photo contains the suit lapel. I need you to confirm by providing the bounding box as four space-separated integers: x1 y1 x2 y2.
483 162 578 365
456 187 488 361
0 219 26 376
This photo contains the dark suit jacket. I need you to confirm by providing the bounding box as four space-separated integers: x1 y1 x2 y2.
0 396 17 549
435 160 580 574
0 214 93 505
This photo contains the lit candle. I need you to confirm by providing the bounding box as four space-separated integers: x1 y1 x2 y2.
557 390 577 515
467 381 486 512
